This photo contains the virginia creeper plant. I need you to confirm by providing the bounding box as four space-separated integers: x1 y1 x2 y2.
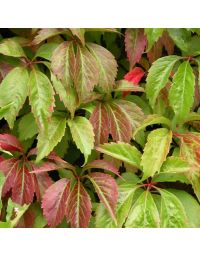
0 28 200 227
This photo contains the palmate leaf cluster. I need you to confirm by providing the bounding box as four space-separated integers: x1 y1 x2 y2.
0 28 200 228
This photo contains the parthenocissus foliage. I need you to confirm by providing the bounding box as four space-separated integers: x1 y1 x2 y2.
0 28 200 228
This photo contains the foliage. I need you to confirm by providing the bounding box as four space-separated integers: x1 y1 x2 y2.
0 28 200 228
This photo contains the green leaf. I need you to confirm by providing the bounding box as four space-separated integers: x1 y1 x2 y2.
133 114 171 138
95 203 117 228
161 156 190 173
36 115 67 161
96 142 142 169
152 172 190 184
0 38 25 57
146 55 181 108
141 128 172 180
87 42 117 93
51 73 78 118
34 43 59 60
167 189 200 228
0 67 29 128
167 28 191 52
68 116 94 163
159 189 188 227
145 28 164 50
125 191 160 228
0 172 5 210
18 112 38 140
28 69 55 133
169 61 195 123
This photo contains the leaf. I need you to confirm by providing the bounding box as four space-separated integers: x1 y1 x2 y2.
42 178 70 227
159 189 188 227
83 159 120 176
115 80 144 93
96 142 142 169
125 29 147 68
70 28 85 45
28 69 55 132
145 28 164 51
133 114 171 137
89 102 110 145
51 41 75 84
18 113 38 141
87 42 117 92
125 191 160 228
0 39 25 57
169 61 195 123
12 163 35 205
51 73 78 117
74 45 99 101
95 204 117 228
36 115 67 161
68 116 94 163
141 128 172 180
86 172 118 222
65 180 92 228
0 134 23 152
0 172 5 210
35 43 59 60
167 28 191 52
152 172 190 184
167 189 200 228
116 184 139 227
161 156 190 173
32 28 67 45
146 55 181 108
0 67 29 128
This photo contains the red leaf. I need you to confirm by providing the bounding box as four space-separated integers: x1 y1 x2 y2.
89 102 110 145
84 159 120 176
123 67 145 97
42 178 70 227
125 28 147 68
0 156 4 162
12 163 35 205
65 180 92 228
0 159 19 196
33 172 53 201
86 172 118 221
0 134 23 152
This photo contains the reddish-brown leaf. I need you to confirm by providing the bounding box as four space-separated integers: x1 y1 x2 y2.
33 172 53 201
83 159 120 176
42 178 70 227
32 28 67 45
89 102 110 145
65 180 92 228
0 158 19 196
12 163 35 205
86 172 118 221
125 28 147 69
0 134 23 152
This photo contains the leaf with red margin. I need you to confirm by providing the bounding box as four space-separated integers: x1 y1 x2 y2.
32 28 68 45
86 172 118 222
90 100 144 145
83 159 120 176
125 28 147 69
89 102 110 145
174 132 200 167
0 134 23 152
42 178 70 227
12 163 35 205
65 180 92 228
74 45 99 101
